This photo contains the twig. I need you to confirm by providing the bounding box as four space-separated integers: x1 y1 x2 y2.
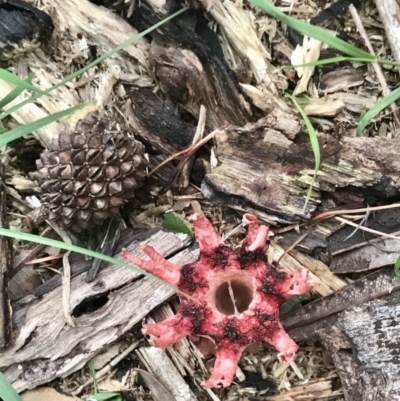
349 4 400 128
47 221 75 327
334 216 400 240
148 128 224 177
274 203 400 234
72 340 140 396
0 162 12 347
374 0 400 66
179 105 207 188
276 230 309 264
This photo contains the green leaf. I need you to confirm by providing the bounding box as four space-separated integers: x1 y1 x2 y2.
84 393 122 401
394 256 400 279
88 361 98 394
0 102 89 146
0 227 193 301
0 69 48 97
287 94 320 209
0 7 188 122
0 372 22 401
356 86 400 136
280 293 311 316
249 0 374 59
162 210 194 237
0 73 34 110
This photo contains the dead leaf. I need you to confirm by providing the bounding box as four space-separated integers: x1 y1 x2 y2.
97 376 129 393
21 387 82 401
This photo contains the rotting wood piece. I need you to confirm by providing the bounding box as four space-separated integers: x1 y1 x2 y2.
340 300 400 380
203 108 400 225
318 326 388 401
128 0 251 131
0 163 12 348
283 266 400 331
126 88 195 156
0 229 196 392
318 298 400 401
136 347 197 401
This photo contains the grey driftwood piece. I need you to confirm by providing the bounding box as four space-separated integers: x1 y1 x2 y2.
375 0 400 63
283 266 400 330
317 299 400 401
137 347 197 401
0 229 196 392
203 108 400 225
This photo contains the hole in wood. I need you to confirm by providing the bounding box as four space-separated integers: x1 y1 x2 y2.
72 294 109 317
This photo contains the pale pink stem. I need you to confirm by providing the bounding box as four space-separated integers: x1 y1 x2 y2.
189 213 224 253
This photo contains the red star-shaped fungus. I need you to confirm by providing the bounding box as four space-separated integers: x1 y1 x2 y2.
122 213 315 388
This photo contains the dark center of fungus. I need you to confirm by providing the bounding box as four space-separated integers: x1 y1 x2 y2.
208 272 254 316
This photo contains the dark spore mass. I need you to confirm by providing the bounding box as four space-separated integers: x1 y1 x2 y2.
181 303 206 334
255 309 275 323
206 245 230 269
223 322 239 341
238 247 265 269
179 264 197 293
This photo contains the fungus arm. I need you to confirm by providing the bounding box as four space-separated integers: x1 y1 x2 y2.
277 268 315 299
142 314 192 348
201 343 242 388
121 245 181 286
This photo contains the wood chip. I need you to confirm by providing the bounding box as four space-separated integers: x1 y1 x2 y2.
137 347 198 401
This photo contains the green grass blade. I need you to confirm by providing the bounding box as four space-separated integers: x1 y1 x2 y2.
0 7 188 121
395 256 400 279
88 361 98 394
0 73 35 110
276 56 375 71
288 94 320 209
356 86 400 136
0 227 192 300
249 0 374 60
0 102 90 146
276 56 400 72
0 69 48 97
0 372 22 401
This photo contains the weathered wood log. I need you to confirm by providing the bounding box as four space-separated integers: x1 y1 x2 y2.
0 229 196 392
127 88 195 155
0 163 12 348
128 0 251 130
203 108 400 225
283 266 400 331
317 298 400 401
328 208 400 273
318 325 393 401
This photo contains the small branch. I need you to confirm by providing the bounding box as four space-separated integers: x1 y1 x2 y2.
179 105 207 188
0 162 12 347
349 4 400 129
374 0 400 65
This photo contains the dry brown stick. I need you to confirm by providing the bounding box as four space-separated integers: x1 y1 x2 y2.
0 162 12 347
148 128 224 177
274 203 400 234
179 105 206 188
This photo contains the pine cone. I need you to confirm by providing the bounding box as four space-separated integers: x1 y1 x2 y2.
31 113 148 233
